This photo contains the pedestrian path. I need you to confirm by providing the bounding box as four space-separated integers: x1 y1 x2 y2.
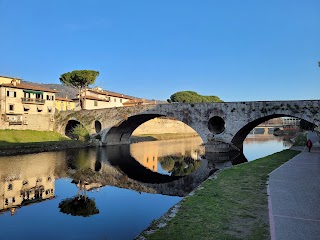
268 148 320 240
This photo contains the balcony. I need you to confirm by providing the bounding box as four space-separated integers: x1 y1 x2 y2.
21 98 45 104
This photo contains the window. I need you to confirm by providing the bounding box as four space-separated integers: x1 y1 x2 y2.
120 99 123 103
52 96 54 100
23 105 30 112
107 97 111 101
36 93 43 99
7 91 16 97
46 95 50 100
8 183 13 190
48 106 52 113
94 100 98 106
114 98 116 102
9 104 14 111
24 92 30 98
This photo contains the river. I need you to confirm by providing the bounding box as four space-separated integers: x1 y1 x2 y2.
0 134 292 240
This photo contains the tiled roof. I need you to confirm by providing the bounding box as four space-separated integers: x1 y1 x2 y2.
0 75 22 80
72 96 110 102
88 89 135 100
56 97 73 102
1 82 58 93
123 99 156 106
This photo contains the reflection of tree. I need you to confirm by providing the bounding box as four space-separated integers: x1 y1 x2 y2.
159 155 202 176
58 180 99 217
67 149 91 171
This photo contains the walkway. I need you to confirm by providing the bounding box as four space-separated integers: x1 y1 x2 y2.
268 147 320 240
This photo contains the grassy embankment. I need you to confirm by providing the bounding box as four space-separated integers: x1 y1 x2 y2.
140 149 300 240
0 130 86 155
0 129 68 146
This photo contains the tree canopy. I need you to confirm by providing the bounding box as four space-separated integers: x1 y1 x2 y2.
59 70 99 88
59 70 100 109
167 91 223 103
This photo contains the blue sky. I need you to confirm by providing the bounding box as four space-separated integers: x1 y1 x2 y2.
1 0 319 101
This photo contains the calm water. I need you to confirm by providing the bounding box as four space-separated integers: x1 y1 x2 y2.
0 135 291 240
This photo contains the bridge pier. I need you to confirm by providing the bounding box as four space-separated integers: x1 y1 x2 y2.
205 141 241 156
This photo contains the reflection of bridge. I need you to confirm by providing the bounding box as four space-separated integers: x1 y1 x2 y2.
55 100 320 154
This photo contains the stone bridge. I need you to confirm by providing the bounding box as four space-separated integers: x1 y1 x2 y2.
54 100 320 153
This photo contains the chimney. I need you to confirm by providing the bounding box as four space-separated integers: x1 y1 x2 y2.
11 79 17 86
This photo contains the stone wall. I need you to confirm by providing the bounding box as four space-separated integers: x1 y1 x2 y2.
132 118 197 135
0 114 55 131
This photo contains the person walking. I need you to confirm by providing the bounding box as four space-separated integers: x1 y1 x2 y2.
306 129 319 152
307 139 313 152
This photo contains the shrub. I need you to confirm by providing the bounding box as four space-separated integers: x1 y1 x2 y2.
71 125 90 141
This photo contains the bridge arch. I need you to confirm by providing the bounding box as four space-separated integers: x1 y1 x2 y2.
231 114 318 150
65 119 82 139
102 114 204 145
94 120 102 133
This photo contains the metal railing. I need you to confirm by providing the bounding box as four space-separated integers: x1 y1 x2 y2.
21 98 45 104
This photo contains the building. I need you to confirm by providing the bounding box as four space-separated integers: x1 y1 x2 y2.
55 97 75 111
0 75 58 130
73 87 156 110
282 117 300 127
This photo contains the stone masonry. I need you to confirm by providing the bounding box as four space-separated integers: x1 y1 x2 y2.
55 100 320 153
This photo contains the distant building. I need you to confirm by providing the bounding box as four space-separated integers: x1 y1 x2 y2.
73 87 156 110
0 75 57 130
282 117 300 127
55 97 75 111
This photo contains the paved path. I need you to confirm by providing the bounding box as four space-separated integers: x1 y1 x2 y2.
268 148 320 240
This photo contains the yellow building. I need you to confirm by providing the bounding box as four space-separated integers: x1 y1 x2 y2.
0 75 58 130
55 97 75 111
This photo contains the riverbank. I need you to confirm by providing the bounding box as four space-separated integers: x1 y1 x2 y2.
0 140 89 156
137 149 300 240
0 130 88 156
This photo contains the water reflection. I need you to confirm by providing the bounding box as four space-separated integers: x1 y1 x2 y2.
0 152 59 216
0 136 290 239
244 134 292 161
59 180 99 217
130 137 204 174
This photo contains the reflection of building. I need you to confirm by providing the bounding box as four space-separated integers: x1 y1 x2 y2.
0 176 54 215
0 75 57 130
130 137 204 172
0 153 61 215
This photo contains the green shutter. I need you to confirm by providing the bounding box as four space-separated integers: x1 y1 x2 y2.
23 90 44 95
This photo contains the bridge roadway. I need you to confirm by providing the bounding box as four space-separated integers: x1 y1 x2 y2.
55 100 320 155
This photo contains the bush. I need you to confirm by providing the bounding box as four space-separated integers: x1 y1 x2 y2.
71 125 90 141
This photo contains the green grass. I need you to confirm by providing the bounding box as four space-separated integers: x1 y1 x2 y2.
142 149 300 240
292 132 307 146
0 130 68 146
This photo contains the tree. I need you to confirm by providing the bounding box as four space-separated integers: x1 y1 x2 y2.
59 70 100 109
167 91 223 103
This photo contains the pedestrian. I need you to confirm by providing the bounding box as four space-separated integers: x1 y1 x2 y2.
307 139 313 152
